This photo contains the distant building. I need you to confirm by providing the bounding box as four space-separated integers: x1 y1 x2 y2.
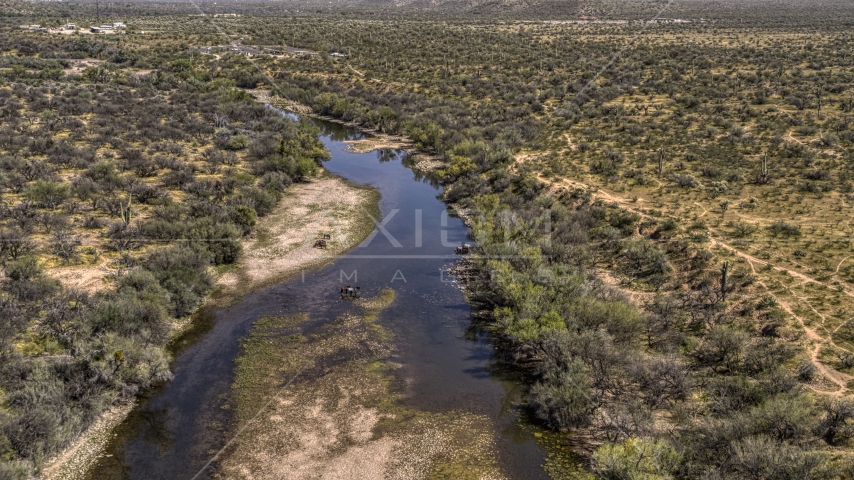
329 52 347 58
113 22 125 28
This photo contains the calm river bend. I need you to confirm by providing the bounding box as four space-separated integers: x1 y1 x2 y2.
86 112 552 479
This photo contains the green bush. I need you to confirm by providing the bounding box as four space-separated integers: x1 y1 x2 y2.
144 245 213 317
186 218 242 265
528 355 593 430
239 187 277 217
294 157 319 179
87 294 170 343
3 257 41 282
593 438 681 480
24 180 70 209
227 134 249 150
620 239 671 280
228 205 257 236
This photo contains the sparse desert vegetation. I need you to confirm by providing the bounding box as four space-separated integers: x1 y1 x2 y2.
0 14 337 478
2 0 854 478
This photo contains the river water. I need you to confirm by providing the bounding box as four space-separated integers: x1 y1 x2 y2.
86 114 551 480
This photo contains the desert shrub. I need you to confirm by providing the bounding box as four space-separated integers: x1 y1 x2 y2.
160 167 195 188
139 218 186 240
528 334 594 430
248 133 279 160
238 187 277 217
24 180 70 209
732 221 757 237
594 438 681 480
144 245 213 317
2 256 60 302
0 228 35 261
620 239 671 279
227 205 257 236
673 174 700 188
87 292 170 343
9 202 40 232
255 154 319 180
84 161 124 191
82 216 105 229
105 222 142 252
50 231 81 262
816 398 854 445
768 221 801 237
570 297 644 345
609 210 641 236
3 372 76 460
259 171 292 194
185 218 242 265
129 182 164 204
693 326 749 373
226 134 249 150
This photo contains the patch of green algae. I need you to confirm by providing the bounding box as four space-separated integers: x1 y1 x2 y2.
519 420 593 480
226 288 508 479
231 314 307 425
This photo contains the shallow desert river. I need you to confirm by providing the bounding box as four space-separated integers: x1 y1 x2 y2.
86 113 555 480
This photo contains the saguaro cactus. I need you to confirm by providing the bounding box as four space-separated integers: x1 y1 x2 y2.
120 196 133 225
721 261 730 301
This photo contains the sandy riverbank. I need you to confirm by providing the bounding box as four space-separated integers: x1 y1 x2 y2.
343 138 444 172
214 171 378 304
40 172 379 480
343 136 410 154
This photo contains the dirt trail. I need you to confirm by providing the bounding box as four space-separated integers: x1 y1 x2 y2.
729 253 849 394
775 296 851 394
787 129 806 145
724 241 854 395
537 173 854 396
837 256 851 274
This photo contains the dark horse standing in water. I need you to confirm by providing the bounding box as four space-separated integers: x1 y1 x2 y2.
340 286 360 298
